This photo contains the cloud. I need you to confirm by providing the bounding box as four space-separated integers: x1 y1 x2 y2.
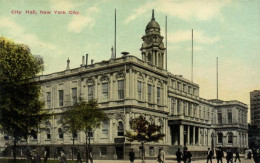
0 17 56 51
49 0 81 11
125 0 231 23
68 5 100 33
168 30 219 44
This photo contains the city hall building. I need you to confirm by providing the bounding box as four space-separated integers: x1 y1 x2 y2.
0 11 248 160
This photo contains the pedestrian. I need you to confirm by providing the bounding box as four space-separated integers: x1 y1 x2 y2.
59 151 67 163
207 148 213 163
234 149 241 163
157 147 165 163
183 147 192 163
76 150 82 163
216 146 224 163
43 149 49 163
32 150 41 163
89 149 93 163
176 148 182 163
129 148 135 163
248 150 252 159
26 148 32 163
226 148 233 163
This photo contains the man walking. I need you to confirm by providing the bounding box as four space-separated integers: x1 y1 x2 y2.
226 149 233 163
176 148 182 163
129 148 135 163
207 148 213 163
183 147 192 163
216 146 224 163
234 149 241 163
157 147 165 163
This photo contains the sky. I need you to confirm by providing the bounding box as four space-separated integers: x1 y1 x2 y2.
0 0 259 113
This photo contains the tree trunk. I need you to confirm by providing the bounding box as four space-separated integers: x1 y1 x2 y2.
141 142 144 160
85 131 89 163
88 133 91 163
72 138 75 161
13 140 17 163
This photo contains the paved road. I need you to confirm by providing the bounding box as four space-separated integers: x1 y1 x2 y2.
91 158 255 163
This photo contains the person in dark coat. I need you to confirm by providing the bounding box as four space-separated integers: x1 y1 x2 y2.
248 150 252 159
226 149 233 163
183 147 192 163
254 149 260 163
129 148 135 163
76 150 82 163
216 146 224 163
207 148 213 163
176 148 182 163
234 149 241 163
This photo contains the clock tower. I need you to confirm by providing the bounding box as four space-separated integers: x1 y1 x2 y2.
140 10 166 69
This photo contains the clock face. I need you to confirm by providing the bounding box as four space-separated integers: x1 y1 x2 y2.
145 37 153 45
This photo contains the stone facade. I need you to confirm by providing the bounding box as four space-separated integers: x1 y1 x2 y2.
0 11 248 160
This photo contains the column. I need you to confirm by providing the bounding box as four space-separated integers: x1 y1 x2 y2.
109 119 113 142
152 51 155 65
95 77 98 100
129 68 133 98
187 125 190 145
193 126 196 146
180 100 183 115
180 125 184 146
198 127 201 146
174 99 177 115
125 69 130 98
109 74 113 100
125 113 130 130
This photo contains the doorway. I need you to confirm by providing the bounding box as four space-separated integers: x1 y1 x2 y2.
116 147 124 160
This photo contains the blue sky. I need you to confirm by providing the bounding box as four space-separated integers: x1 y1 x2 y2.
0 0 259 109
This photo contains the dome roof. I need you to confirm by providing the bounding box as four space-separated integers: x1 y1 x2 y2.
145 10 160 30
146 20 160 29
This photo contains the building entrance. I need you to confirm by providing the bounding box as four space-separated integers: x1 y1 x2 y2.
116 146 124 160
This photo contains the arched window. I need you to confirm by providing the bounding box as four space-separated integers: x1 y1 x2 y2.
100 76 109 101
227 132 233 144
87 79 94 100
58 128 63 139
217 132 223 144
102 121 109 138
117 121 124 136
46 128 51 139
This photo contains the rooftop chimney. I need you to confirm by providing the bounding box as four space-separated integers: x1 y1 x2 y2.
86 54 88 65
121 52 129 57
91 59 94 64
81 56 85 66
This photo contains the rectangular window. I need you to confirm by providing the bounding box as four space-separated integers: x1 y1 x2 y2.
193 88 196 95
138 81 142 100
177 100 181 115
188 86 191 94
102 83 108 100
183 84 186 92
228 112 232 124
188 103 192 116
46 92 51 108
194 106 197 117
177 82 181 90
211 113 214 123
199 110 201 119
100 147 107 156
183 102 187 115
203 108 206 119
118 80 124 99
148 84 152 103
88 131 93 138
72 88 77 104
171 80 175 88
149 147 155 156
171 98 175 115
218 112 222 124
58 90 64 107
88 85 94 100
157 87 161 104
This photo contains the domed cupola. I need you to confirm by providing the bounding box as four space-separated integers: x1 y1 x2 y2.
140 10 166 69
145 10 160 35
